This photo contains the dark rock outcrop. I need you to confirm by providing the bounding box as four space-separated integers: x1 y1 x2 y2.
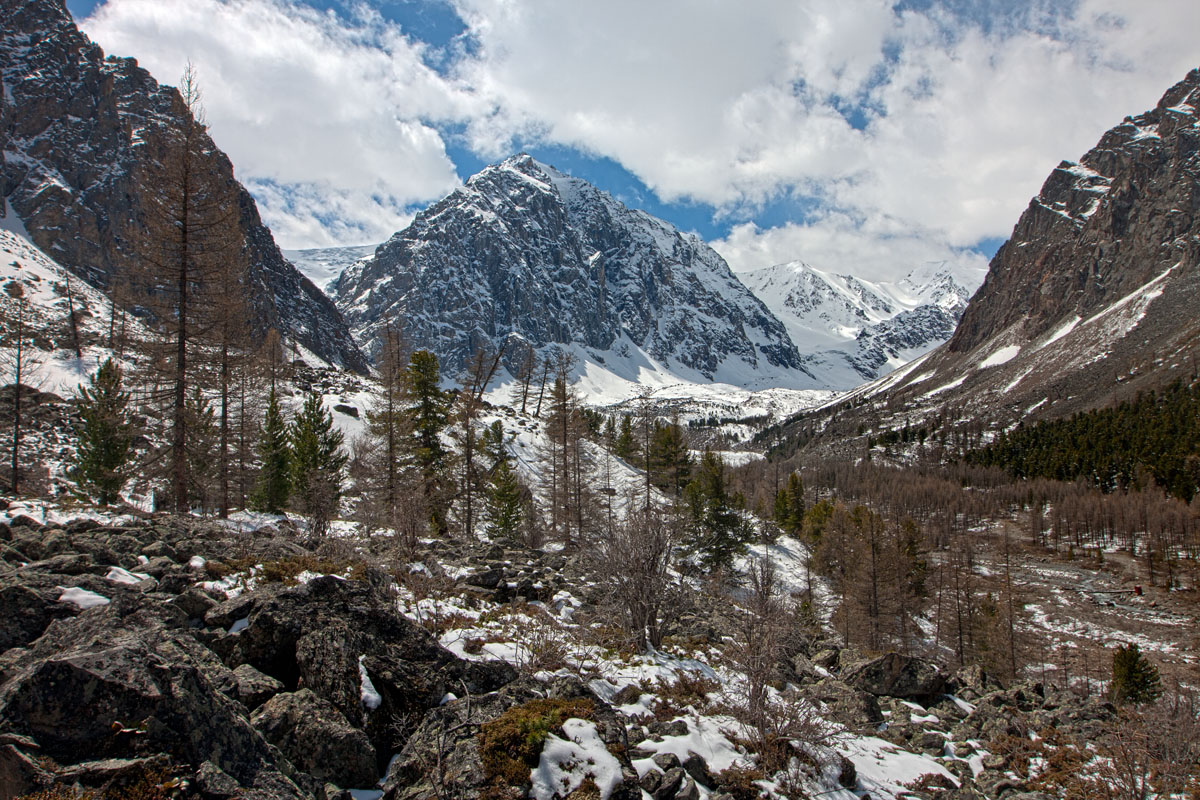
251 689 377 789
843 652 947 703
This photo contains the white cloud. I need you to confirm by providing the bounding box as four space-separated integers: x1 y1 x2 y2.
82 0 480 247
81 0 1200 273
712 216 990 286
448 0 1198 271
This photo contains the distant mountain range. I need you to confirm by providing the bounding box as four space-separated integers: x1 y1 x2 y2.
290 172 982 394
740 262 981 390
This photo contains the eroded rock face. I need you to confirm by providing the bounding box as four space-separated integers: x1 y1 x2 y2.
0 607 301 795
209 574 517 766
0 0 366 372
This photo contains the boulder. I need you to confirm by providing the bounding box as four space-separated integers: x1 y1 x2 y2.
213 575 515 762
800 679 884 731
0 582 75 651
843 652 947 702
231 664 285 710
0 606 297 795
251 689 377 790
383 675 638 800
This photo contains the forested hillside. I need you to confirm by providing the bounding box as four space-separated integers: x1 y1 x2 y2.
969 379 1200 501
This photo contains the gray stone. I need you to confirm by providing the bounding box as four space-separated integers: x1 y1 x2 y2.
251 689 377 789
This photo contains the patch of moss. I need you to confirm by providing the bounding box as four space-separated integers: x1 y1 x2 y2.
477 697 595 795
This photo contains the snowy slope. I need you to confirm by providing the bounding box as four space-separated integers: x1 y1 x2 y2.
283 245 377 294
0 225 137 396
741 261 981 390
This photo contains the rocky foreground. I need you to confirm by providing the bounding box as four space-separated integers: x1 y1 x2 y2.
0 511 1118 800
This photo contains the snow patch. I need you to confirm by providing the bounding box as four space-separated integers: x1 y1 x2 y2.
359 655 382 710
977 345 1020 369
530 718 624 800
57 587 110 609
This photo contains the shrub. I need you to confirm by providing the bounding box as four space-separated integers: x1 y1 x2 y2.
477 697 595 794
714 766 767 800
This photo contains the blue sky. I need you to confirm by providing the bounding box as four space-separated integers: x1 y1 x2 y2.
72 0 1198 281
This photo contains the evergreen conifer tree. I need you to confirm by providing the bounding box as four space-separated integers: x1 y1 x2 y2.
773 472 806 537
683 449 752 573
1111 643 1162 704
407 350 451 534
484 457 523 539
615 415 635 460
290 389 347 530
251 387 290 513
71 358 132 505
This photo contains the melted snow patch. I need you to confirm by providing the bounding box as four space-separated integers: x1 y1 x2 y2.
105 566 150 585
978 345 1020 369
631 714 746 774
1038 316 1080 350
57 587 110 609
838 735 959 795
359 655 382 710
530 718 623 800
921 375 967 398
1003 368 1034 394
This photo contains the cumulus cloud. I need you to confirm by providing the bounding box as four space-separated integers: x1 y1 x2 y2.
712 216 990 285
81 0 1199 272
449 0 1198 266
82 0 478 247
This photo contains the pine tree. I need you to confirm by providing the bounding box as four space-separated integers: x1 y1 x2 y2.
407 350 451 534
251 387 290 513
71 358 133 505
290 389 347 532
185 386 218 512
683 450 752 573
649 419 691 496
484 457 523 540
615 415 635 460
773 472 806 537
1111 643 1162 704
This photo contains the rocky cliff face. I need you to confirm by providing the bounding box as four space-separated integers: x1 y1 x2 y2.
949 70 1200 355
333 154 811 387
0 0 367 372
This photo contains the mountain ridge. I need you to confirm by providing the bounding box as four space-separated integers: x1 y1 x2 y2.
778 67 1200 455
740 261 979 389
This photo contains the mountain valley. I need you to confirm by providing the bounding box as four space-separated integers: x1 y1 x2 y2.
1 1 1198 799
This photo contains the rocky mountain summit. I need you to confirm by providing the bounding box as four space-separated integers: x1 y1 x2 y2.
0 0 366 372
740 263 977 389
333 154 812 387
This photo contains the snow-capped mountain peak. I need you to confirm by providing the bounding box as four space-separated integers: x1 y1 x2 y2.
741 261 979 389
332 155 817 396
